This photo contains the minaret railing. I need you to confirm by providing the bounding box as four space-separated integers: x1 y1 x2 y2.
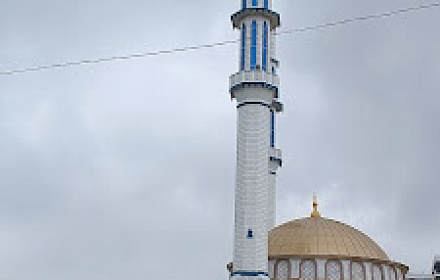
229 70 280 90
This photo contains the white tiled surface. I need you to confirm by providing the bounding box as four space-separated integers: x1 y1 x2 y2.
232 75 278 274
290 259 300 279
270 29 276 65
389 266 396 280
396 267 403 280
234 102 271 271
382 264 388 280
268 260 275 278
365 262 372 280
342 260 351 280
267 172 276 230
373 265 383 280
317 259 326 279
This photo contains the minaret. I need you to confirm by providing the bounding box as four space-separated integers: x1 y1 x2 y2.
229 0 282 279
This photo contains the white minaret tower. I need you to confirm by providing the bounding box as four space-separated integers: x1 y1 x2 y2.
229 0 282 279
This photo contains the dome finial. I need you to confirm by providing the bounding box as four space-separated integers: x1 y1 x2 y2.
311 193 321 218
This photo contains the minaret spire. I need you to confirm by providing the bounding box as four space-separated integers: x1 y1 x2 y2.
229 0 282 279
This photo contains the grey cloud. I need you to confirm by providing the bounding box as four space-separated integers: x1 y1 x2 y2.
1 0 439 279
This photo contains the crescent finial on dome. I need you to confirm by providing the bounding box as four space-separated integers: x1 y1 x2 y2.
311 193 321 218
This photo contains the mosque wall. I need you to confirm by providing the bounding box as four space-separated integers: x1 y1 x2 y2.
343 260 351 280
269 258 407 280
382 264 389 280
316 259 326 279
290 259 300 279
365 262 372 280
269 260 276 278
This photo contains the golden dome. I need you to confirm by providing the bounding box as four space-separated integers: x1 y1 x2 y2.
269 216 389 262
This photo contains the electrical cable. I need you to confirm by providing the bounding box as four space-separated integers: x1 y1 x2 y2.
1 2 438 76
276 2 440 35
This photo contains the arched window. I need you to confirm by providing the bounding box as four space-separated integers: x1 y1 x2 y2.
326 260 343 280
262 21 268 71
250 21 257 70
252 0 258 7
241 24 246 71
276 260 289 280
373 265 383 280
300 260 317 280
351 262 365 280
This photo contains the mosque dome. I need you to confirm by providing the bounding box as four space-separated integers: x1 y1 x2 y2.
269 216 389 262
266 196 408 280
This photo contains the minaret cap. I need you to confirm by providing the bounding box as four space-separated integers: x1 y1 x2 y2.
311 193 321 218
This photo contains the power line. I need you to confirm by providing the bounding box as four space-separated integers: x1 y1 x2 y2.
1 2 439 76
0 39 239 76
276 2 440 35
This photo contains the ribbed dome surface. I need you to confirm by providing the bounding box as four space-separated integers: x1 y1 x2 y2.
269 216 389 261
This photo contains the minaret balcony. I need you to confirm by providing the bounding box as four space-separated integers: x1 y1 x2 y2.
231 8 280 30
229 70 279 97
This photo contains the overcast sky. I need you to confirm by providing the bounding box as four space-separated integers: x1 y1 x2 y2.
1 0 440 279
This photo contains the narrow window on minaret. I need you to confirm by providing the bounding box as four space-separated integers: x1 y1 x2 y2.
250 21 257 70
252 0 258 7
262 22 268 71
270 110 275 147
241 24 246 71
247 229 253 238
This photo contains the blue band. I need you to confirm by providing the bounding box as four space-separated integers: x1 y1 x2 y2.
237 101 271 109
232 271 269 277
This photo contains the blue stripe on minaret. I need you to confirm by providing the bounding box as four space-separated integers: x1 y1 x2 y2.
262 22 268 71
250 21 257 70
264 0 268 9
252 0 258 7
242 0 246 10
241 24 246 71
270 110 275 147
